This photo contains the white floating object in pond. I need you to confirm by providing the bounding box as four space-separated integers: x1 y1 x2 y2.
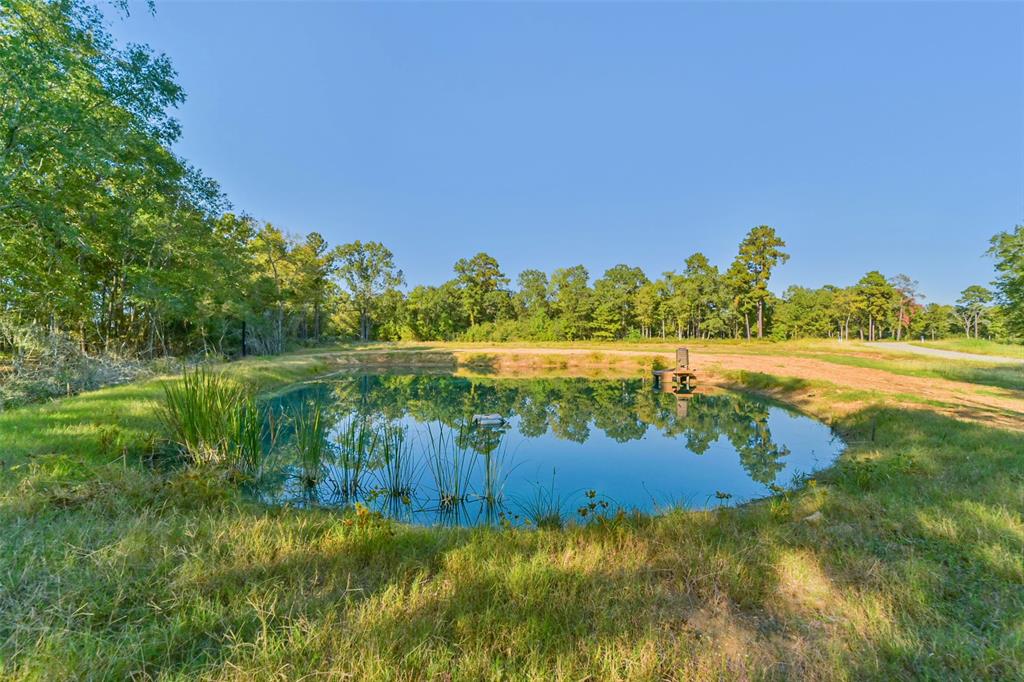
472 413 506 426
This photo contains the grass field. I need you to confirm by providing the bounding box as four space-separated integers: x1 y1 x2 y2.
909 338 1024 358
1 343 1022 680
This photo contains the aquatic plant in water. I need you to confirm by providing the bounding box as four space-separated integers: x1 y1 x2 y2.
515 470 565 529
228 397 282 479
291 403 331 487
327 415 377 499
575 489 612 520
374 421 420 501
474 427 515 511
424 424 476 508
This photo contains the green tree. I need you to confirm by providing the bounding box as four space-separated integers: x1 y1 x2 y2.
955 285 992 339
249 224 293 354
195 212 257 356
515 269 550 320
291 232 338 341
989 225 1024 335
772 286 838 340
855 271 897 341
549 265 593 340
453 253 508 327
592 265 648 339
0 0 238 358
634 282 661 338
406 283 465 341
724 258 755 339
832 287 861 341
335 240 404 341
731 226 789 339
911 303 955 340
888 274 923 341
680 253 726 339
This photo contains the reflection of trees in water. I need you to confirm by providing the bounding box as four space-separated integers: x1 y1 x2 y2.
717 398 790 485
269 375 791 485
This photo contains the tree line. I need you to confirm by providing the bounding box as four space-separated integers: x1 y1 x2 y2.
1 0 1020 363
349 242 1012 345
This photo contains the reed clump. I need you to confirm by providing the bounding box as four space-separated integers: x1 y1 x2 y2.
327 416 377 499
160 367 277 474
424 425 476 508
374 422 419 501
292 403 331 487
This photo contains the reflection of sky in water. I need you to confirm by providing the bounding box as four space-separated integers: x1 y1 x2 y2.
254 374 844 526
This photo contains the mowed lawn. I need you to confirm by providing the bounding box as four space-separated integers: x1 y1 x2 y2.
1 343 1022 680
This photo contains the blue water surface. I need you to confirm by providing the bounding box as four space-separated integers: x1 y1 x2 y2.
253 373 843 526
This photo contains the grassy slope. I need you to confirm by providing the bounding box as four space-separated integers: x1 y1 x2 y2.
1 347 1022 680
792 352 1024 393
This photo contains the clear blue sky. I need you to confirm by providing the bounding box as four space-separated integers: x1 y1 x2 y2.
109 1 1023 304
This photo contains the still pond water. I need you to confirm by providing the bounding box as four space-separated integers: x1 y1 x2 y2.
252 373 843 526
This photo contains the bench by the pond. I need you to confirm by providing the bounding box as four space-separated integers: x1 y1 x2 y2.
653 348 697 393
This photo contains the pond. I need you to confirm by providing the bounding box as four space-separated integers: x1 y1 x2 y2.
251 373 844 527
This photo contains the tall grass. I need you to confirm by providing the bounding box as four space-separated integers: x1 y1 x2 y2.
159 367 246 465
424 424 476 508
291 403 331 487
228 396 281 478
327 415 377 499
160 367 281 477
374 422 419 500
515 469 565 528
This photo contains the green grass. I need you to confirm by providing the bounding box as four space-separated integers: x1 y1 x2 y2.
0 352 337 468
909 338 1024 358
1 347 1022 679
805 352 1024 392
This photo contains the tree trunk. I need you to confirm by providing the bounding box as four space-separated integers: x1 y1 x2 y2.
756 300 764 339
277 305 284 354
744 313 751 341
